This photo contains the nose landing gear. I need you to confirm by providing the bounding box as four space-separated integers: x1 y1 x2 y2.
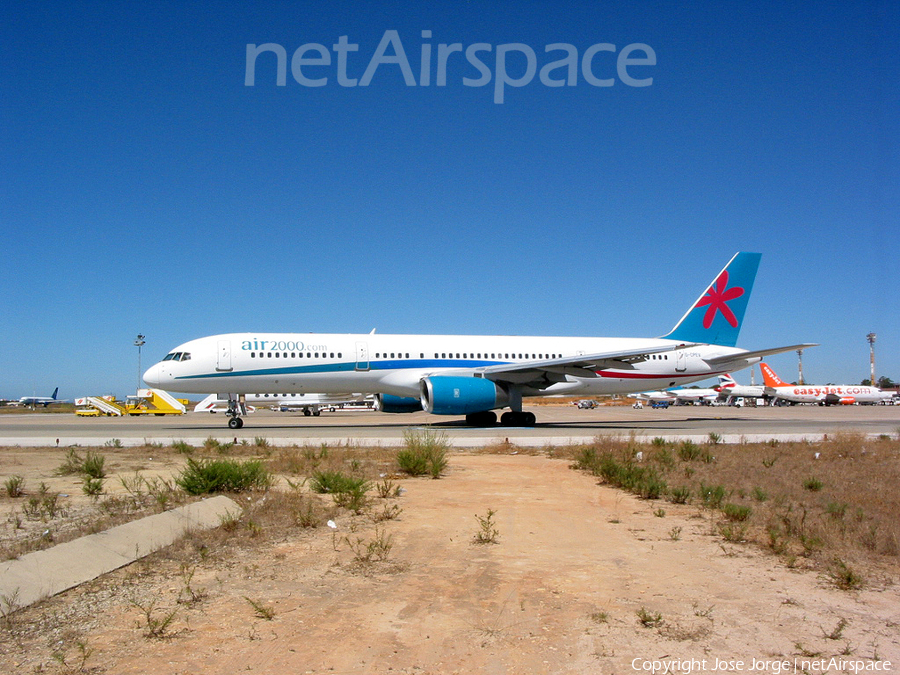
226 395 246 429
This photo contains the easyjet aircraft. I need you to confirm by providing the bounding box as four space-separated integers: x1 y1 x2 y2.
759 362 886 405
144 252 813 428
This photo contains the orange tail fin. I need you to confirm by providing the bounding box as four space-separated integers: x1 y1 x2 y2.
759 362 787 387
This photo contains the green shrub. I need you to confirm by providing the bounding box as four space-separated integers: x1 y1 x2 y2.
830 558 863 590
171 440 194 454
310 470 361 494
473 509 500 544
718 521 748 542
4 475 25 498
722 503 752 522
397 428 449 478
826 501 848 519
176 458 272 495
333 481 371 514
699 482 727 509
803 477 824 492
82 476 104 497
652 448 675 470
572 447 602 475
56 449 85 476
751 486 768 502
310 470 370 513
637 607 663 628
82 452 106 479
594 453 666 500
678 441 702 461
668 485 691 504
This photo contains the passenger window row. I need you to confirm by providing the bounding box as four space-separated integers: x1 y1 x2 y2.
372 352 561 360
250 352 342 359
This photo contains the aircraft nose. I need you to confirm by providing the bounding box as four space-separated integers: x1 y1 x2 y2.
143 363 162 387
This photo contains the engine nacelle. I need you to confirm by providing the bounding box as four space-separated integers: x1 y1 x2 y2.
824 393 855 406
374 394 423 413
420 376 509 415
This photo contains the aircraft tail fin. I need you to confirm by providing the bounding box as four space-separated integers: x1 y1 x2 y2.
51 387 59 400
662 252 761 347
717 373 737 388
759 362 787 388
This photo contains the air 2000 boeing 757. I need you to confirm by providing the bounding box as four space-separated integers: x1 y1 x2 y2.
143 252 815 429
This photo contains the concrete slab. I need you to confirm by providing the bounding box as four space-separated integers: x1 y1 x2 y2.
0 495 241 612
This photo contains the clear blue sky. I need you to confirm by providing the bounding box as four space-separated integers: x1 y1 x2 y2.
2 0 897 399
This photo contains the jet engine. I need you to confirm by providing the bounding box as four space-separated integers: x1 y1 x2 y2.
420 376 509 415
374 394 423 413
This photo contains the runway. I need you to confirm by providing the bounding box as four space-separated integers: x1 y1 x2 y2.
2 404 899 447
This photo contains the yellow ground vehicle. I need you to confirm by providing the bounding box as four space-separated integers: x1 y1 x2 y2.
75 389 187 417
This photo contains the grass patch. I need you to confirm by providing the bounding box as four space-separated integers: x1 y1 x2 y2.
567 434 900 578
473 509 500 544
4 475 25 498
803 476 824 492
829 558 864 590
397 428 449 478
722 503 752 522
176 458 272 495
637 606 664 628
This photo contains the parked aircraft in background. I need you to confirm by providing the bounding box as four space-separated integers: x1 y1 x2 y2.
194 392 368 416
633 384 720 405
759 363 887 405
144 252 814 429
715 373 767 399
632 390 677 403
194 395 257 414
18 388 66 407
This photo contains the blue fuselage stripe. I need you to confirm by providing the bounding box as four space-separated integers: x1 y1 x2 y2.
175 359 505 381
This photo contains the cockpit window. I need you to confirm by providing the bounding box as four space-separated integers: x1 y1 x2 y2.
163 353 175 361
181 352 191 361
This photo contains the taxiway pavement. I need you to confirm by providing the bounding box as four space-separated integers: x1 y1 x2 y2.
2 404 898 447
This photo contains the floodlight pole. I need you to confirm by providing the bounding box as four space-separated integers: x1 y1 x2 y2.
796 349 804 385
134 334 146 392
867 333 876 387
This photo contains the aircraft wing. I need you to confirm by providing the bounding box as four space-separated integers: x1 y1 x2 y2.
473 345 683 388
704 344 818 368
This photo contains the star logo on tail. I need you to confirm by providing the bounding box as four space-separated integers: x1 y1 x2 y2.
695 271 744 328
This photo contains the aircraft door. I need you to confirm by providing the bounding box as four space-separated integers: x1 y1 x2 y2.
217 340 233 372
355 342 370 372
675 350 686 372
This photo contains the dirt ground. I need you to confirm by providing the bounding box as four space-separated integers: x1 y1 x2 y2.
1 450 899 674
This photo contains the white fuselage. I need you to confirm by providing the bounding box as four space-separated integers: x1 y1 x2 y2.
767 384 885 405
143 332 751 400
718 383 767 398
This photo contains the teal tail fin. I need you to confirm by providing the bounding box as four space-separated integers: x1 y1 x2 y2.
663 252 761 347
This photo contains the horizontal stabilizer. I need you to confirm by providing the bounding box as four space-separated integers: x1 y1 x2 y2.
704 343 817 367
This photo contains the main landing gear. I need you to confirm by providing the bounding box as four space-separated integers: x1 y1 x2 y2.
464 410 536 427
501 411 536 427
